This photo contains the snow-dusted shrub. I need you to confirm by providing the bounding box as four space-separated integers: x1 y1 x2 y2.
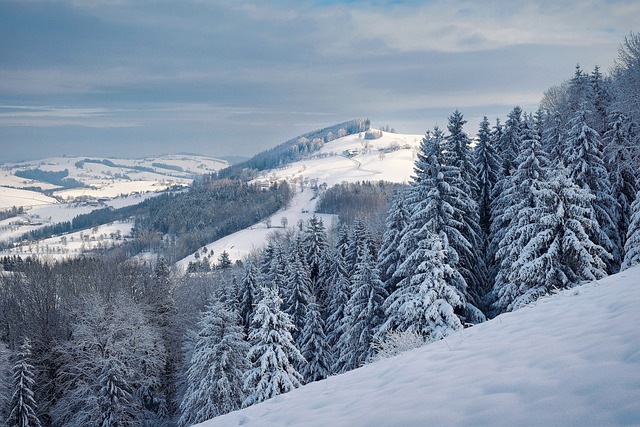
369 330 431 362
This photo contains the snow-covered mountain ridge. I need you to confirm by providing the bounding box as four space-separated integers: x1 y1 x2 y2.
198 265 640 427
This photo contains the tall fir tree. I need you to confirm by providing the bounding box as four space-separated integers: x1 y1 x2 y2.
377 189 410 296
499 106 523 176
444 109 478 197
284 247 313 347
243 285 304 407
334 245 386 373
6 338 41 427
380 233 464 340
398 128 485 322
564 104 619 270
622 191 640 270
604 112 639 254
239 260 260 336
299 299 331 383
302 215 329 301
474 116 502 253
178 301 249 426
491 119 548 313
98 357 134 427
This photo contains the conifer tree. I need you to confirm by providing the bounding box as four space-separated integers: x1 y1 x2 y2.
98 357 134 427
239 260 260 335
179 301 249 426
604 112 639 254
377 189 410 296
622 191 640 270
400 127 485 321
499 106 523 176
564 104 618 270
444 109 478 196
299 299 331 383
474 116 502 250
6 338 41 427
334 245 386 373
243 286 304 407
0 340 9 423
302 215 329 298
380 233 464 340
492 120 550 313
284 248 312 346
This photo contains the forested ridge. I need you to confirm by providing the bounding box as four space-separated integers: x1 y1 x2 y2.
1 33 640 427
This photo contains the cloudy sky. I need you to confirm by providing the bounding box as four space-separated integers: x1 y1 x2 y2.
0 0 637 162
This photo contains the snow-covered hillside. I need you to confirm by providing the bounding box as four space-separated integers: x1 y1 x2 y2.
255 130 422 188
0 153 228 254
199 266 640 427
177 130 422 268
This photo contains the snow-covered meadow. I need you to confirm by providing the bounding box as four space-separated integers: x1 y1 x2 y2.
199 265 640 427
0 154 228 256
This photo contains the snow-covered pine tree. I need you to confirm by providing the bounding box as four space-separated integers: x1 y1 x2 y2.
178 300 249 426
239 260 260 335
0 340 9 422
443 113 488 304
498 106 523 176
345 218 377 278
444 109 478 197
377 188 410 296
334 244 386 373
380 232 464 340
474 116 502 253
397 127 485 322
243 285 304 407
6 338 41 427
604 112 639 255
491 118 550 313
284 246 312 347
564 103 619 270
302 215 329 300
505 166 608 310
324 248 351 374
541 108 564 165
622 191 640 270
299 299 331 383
98 357 134 427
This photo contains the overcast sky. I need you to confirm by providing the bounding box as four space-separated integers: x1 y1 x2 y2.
0 0 637 163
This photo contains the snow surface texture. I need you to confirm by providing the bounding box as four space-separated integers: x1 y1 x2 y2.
198 266 640 427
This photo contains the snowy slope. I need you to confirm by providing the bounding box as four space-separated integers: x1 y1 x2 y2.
177 131 422 267
198 266 640 427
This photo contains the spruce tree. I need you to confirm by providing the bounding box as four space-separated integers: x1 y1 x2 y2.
377 189 410 296
299 299 331 383
444 109 478 196
492 119 550 313
499 106 523 176
334 245 386 373
474 116 502 252
239 260 260 335
604 112 639 255
622 191 640 270
400 127 485 321
380 233 464 340
6 338 41 427
178 301 249 426
98 357 134 427
564 104 618 270
243 285 304 407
